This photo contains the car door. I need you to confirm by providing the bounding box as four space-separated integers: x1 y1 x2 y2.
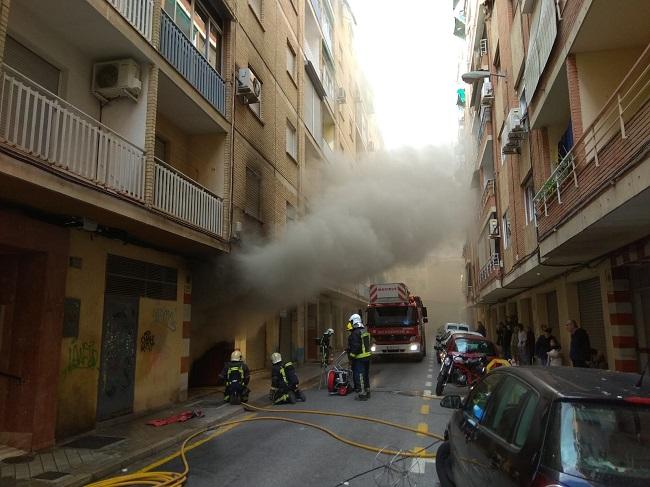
448 373 505 486
471 376 541 486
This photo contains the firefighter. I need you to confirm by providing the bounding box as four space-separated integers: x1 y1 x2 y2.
346 320 360 392
270 352 306 404
347 313 371 400
218 350 250 404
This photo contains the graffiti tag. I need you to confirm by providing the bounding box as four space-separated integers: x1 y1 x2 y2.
153 307 177 331
65 340 98 373
141 330 155 352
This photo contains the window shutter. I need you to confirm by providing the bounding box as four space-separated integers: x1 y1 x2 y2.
577 278 606 360
245 168 261 219
5 36 60 95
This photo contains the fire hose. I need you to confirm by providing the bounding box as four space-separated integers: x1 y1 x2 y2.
84 403 444 487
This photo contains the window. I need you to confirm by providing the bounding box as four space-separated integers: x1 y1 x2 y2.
154 136 168 161
5 36 60 95
524 179 536 225
286 202 296 225
249 67 262 118
286 42 296 80
249 0 262 20
163 0 223 73
502 210 511 249
482 377 538 445
464 374 503 423
286 121 297 160
245 167 261 219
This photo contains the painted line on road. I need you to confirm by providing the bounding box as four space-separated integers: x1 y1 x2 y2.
425 381 432 387
427 374 432 379
416 422 428 437
428 368 433 373
420 404 430 415
409 456 436 473
139 413 256 472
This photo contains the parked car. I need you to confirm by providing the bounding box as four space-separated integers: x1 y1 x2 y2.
435 333 497 395
434 323 471 363
436 366 650 487
435 330 484 364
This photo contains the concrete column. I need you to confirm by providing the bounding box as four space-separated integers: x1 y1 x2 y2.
605 265 638 372
0 0 11 65
566 54 584 142
179 275 192 400
143 64 160 207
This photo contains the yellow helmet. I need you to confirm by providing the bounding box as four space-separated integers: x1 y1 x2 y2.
231 350 243 361
346 322 353 331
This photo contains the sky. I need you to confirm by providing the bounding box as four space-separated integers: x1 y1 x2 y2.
351 0 464 149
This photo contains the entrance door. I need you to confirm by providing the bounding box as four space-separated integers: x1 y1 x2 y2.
577 278 606 361
97 296 138 421
279 313 292 361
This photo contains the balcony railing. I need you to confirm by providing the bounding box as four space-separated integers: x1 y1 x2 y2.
107 0 153 41
159 10 226 117
533 43 650 237
153 157 223 236
0 65 145 201
481 179 495 209
478 253 501 287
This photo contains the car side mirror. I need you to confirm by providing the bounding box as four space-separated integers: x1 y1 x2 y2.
440 395 463 409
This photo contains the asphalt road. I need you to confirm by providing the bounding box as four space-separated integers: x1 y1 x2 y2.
142 343 453 487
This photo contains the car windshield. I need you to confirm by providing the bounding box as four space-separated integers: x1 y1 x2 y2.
543 401 650 484
454 338 494 355
367 307 417 327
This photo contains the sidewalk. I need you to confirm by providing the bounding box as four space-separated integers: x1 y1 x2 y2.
0 363 323 487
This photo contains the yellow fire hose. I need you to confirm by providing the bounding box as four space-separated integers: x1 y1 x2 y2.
85 403 444 487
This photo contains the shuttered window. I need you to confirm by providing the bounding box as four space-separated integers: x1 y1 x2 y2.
245 167 261 219
523 0 557 106
577 278 606 360
105 255 178 300
4 36 60 94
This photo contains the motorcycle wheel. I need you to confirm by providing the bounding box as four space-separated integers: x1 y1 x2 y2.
436 367 448 396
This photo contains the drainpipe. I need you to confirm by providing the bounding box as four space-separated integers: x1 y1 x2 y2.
227 18 237 244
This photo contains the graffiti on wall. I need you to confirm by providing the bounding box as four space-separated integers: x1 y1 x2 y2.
153 307 177 331
141 330 156 352
65 340 98 374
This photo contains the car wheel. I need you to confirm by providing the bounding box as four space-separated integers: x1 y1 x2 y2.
435 442 456 487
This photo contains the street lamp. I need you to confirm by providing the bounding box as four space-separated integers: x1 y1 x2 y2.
461 70 506 84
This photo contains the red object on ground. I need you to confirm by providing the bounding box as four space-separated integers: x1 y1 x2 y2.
147 410 204 427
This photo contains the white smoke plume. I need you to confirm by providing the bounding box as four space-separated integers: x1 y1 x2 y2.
236 147 470 306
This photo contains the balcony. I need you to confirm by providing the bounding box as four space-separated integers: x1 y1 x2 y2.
534 44 650 243
153 158 224 237
478 253 501 289
107 0 154 41
0 65 145 201
159 10 226 117
479 179 495 222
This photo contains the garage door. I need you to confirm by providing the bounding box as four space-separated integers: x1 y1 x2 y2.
577 278 607 361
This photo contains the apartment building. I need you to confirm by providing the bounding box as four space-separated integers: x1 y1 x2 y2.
459 0 650 371
0 0 376 451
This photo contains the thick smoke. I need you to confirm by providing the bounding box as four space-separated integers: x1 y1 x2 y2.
236 147 470 306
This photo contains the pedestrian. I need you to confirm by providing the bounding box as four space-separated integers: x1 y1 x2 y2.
516 324 529 365
496 322 505 355
218 350 250 404
526 326 535 365
590 349 608 369
503 322 513 360
509 323 520 363
270 352 306 404
477 321 486 337
535 327 552 365
566 319 591 367
547 338 562 366
347 313 371 400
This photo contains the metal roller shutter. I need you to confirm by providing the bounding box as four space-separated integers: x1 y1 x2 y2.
4 36 60 94
577 278 607 360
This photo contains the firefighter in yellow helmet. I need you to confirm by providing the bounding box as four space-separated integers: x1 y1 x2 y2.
218 350 250 405
347 313 371 400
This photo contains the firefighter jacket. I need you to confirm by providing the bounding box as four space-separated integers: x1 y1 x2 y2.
348 328 371 359
219 361 250 385
272 361 299 389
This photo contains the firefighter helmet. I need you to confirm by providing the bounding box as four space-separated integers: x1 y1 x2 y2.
231 350 243 362
349 313 363 328
324 328 334 335
346 322 353 331
271 352 282 364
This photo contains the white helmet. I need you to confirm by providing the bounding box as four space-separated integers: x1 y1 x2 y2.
349 313 363 328
324 328 334 335
271 352 282 364
231 350 242 362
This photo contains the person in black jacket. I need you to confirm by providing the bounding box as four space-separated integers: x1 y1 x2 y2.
270 352 306 404
218 350 250 404
566 319 591 367
347 313 371 401
534 327 552 365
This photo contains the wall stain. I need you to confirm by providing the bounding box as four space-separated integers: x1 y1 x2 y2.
140 330 155 352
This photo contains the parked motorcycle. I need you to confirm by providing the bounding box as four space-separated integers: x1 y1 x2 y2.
436 354 487 396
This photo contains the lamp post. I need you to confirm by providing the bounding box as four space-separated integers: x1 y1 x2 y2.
461 70 506 83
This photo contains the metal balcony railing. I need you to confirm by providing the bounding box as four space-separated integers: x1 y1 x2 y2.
107 0 153 41
159 10 226 116
153 157 223 236
0 65 145 201
478 253 500 286
533 43 650 230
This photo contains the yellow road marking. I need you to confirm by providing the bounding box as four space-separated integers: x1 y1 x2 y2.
420 404 430 415
417 422 428 437
139 413 256 472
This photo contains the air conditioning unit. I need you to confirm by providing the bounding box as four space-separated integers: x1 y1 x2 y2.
237 68 261 104
92 59 142 102
479 39 489 57
481 80 494 106
336 87 346 104
489 218 500 237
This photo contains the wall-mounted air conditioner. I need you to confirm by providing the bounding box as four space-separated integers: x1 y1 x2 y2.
237 68 261 104
489 218 500 237
336 87 346 104
92 59 142 102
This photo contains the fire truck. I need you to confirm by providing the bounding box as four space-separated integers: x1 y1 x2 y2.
366 283 428 361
